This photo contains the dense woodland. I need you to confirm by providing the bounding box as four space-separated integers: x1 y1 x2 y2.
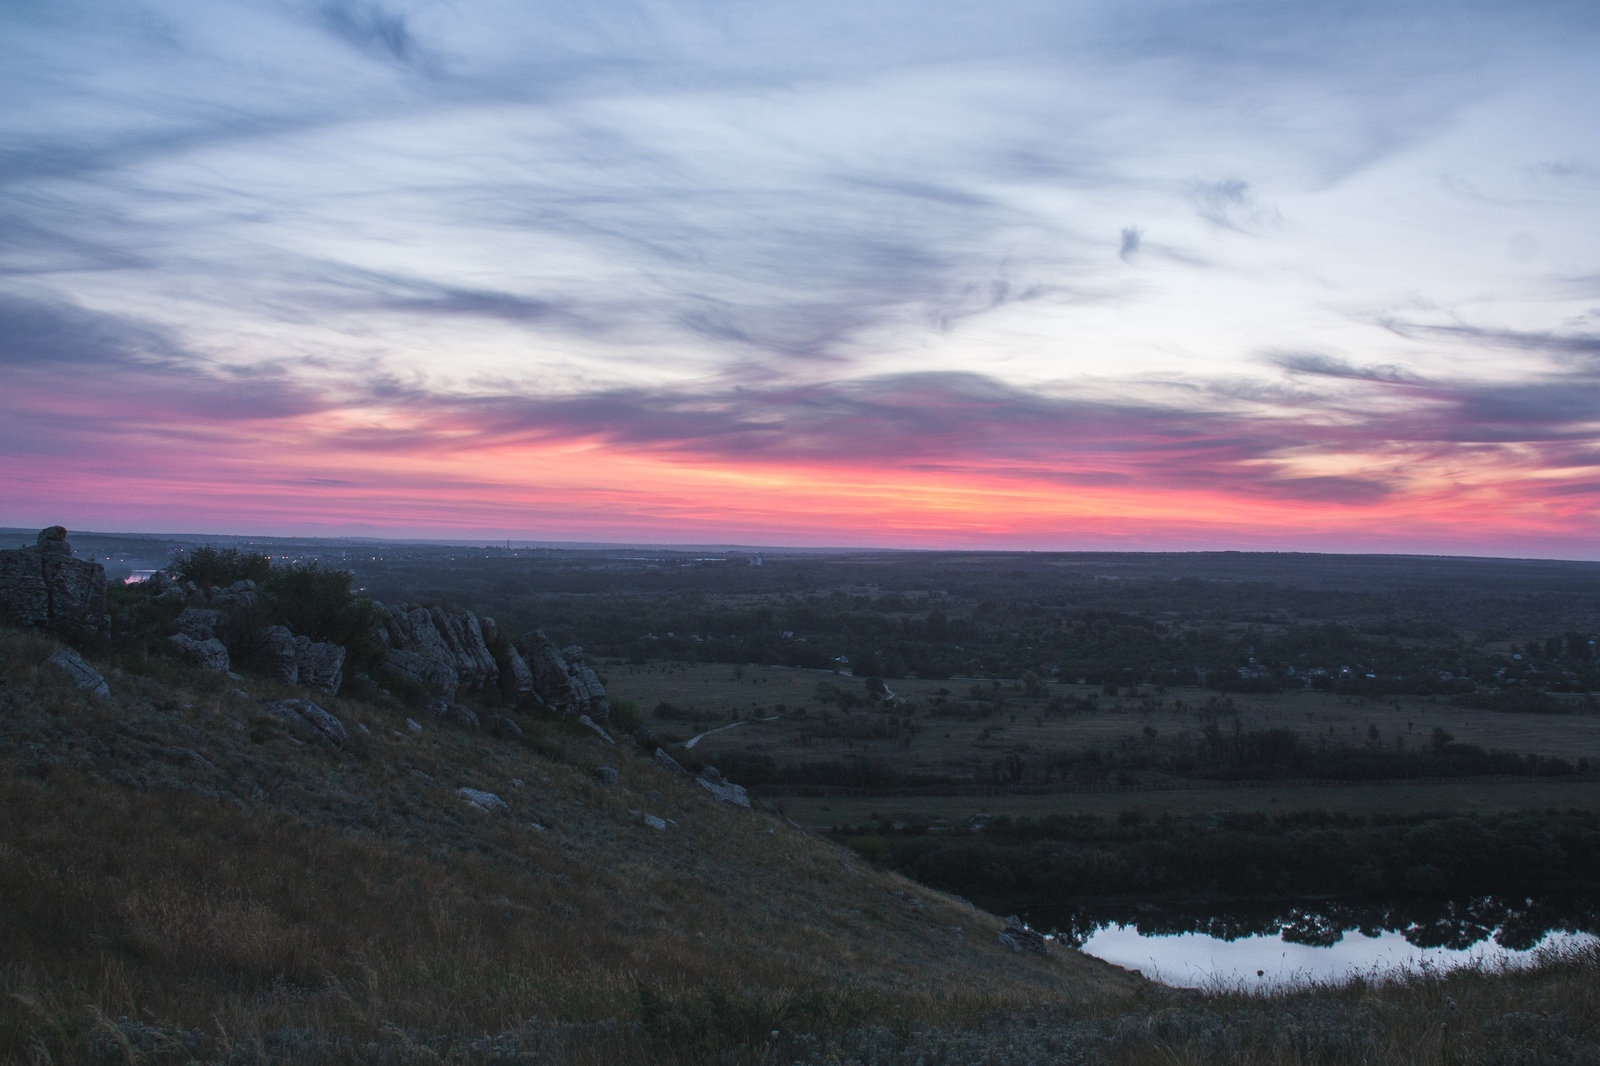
52 534 1600 919
319 545 1600 699
48 532 1600 700
833 809 1600 916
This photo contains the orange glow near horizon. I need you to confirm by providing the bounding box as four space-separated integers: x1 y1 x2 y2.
7 405 1599 557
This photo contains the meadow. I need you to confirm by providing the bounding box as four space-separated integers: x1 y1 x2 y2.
5 625 1599 1064
8 543 1600 1062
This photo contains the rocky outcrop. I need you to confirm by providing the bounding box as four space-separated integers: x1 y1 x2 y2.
169 633 231 671
502 646 535 698
696 765 751 808
0 527 110 645
167 605 231 672
516 630 609 719
377 602 499 698
209 579 257 607
260 625 344 694
43 646 110 698
997 915 1050 956
174 607 226 641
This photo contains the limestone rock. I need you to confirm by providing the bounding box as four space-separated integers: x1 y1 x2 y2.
258 626 344 693
267 698 348 746
503 646 535 697
996 915 1050 956
576 713 614 744
293 636 345 695
594 766 619 786
458 787 508 813
0 527 110 644
515 630 610 719
428 698 480 729
0 550 48 626
43 646 110 698
653 748 690 776
377 602 499 697
696 765 751 808
174 607 225 641
209 579 257 607
381 647 458 698
481 711 523 741
261 626 301 683
35 525 70 555
429 606 498 690
169 633 230 671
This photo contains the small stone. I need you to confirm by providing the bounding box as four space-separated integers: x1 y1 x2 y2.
696 765 751 807
458 787 508 813
43 647 110 698
576 713 614 743
643 813 668 830
510 778 524 788
481 711 523 741
653 748 690 776
406 718 423 733
594 766 619 786
428 698 479 728
266 699 348 746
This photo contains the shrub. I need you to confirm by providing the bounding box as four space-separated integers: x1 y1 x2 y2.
170 546 272 589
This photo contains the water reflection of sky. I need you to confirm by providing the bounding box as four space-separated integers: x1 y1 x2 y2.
1079 925 1599 990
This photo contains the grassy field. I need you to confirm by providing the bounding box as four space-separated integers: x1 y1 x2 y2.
0 629 1129 1065
606 662 1600 761
776 778 1600 828
605 662 1600 820
7 634 1600 1063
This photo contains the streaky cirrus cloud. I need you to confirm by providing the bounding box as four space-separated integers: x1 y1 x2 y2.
3 1 1600 552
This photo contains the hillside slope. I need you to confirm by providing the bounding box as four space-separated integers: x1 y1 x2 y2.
0 627 1134 1064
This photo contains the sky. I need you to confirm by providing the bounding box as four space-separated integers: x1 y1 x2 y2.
4 1 1600 554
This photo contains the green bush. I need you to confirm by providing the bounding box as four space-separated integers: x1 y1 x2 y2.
170 546 272 589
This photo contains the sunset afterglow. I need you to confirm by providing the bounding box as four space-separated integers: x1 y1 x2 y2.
5 1 1599 553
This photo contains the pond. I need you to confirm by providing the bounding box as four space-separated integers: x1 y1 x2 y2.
1031 894 1600 989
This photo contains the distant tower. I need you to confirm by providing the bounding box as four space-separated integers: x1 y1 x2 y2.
751 553 764 567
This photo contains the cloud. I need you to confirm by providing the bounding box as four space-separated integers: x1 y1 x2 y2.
1272 351 1422 384
1384 321 1600 361
1119 226 1142 260
4 1 1600 547
316 0 436 72
0 295 186 369
1193 179 1282 234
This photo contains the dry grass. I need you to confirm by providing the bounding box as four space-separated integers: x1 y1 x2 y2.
606 662 1600 773
780 779 1600 828
3 632 1595 1063
0 628 1131 1064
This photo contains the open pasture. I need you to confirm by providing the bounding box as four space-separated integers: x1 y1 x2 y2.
776 778 1600 828
605 660 1600 771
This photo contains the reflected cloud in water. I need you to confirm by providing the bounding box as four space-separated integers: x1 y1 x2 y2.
1036 894 1600 989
